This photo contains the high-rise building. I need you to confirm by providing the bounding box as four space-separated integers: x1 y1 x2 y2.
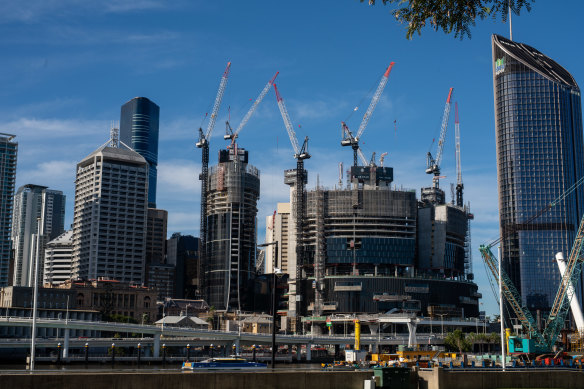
167 233 199 299
144 208 169 296
11 184 65 286
120 97 160 208
204 147 260 311
492 34 584 313
0 134 17 286
43 230 73 285
264 163 481 333
145 208 167 265
72 133 148 284
264 202 290 274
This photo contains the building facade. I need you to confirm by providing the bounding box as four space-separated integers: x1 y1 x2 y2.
204 147 260 311
265 202 290 274
120 97 160 208
72 136 148 284
0 134 17 287
43 230 73 285
167 233 199 299
12 184 65 287
265 163 480 329
492 34 584 312
57 278 158 322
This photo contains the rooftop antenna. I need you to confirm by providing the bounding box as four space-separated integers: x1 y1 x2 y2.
509 5 513 41
110 121 119 148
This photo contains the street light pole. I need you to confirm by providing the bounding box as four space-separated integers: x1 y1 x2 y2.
438 314 447 337
258 240 279 370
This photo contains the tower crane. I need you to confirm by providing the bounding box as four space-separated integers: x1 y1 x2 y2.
196 61 231 297
425 87 454 188
479 175 584 352
379 152 388 167
341 62 395 167
224 72 279 146
273 83 310 331
454 102 464 207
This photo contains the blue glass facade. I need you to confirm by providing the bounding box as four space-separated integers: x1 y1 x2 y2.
493 35 584 312
0 134 17 286
120 97 160 208
326 237 415 266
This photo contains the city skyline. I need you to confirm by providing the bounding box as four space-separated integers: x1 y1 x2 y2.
2 1 584 315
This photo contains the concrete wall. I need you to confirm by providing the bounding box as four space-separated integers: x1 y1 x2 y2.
0 370 373 389
418 367 584 389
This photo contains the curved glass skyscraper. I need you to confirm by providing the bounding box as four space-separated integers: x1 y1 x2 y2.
492 34 584 313
120 97 160 208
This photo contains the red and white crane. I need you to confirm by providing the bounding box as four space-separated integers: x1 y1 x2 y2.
341 62 395 166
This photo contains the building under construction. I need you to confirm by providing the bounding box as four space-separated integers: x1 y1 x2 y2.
268 163 479 330
204 147 260 311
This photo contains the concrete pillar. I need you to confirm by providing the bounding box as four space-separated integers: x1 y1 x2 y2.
369 324 379 335
407 321 418 347
306 343 312 361
63 329 70 358
153 333 161 358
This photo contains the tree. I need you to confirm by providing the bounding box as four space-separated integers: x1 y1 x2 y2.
360 0 533 39
444 329 472 353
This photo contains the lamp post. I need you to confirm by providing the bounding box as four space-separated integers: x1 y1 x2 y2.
29 217 42 371
258 240 279 370
137 343 141 366
438 314 447 337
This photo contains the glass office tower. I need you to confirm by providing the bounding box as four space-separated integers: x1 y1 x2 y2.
120 97 160 208
492 34 584 313
0 134 17 286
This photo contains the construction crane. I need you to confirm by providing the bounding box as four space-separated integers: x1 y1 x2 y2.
425 87 454 188
341 62 395 167
379 152 388 167
224 72 279 146
273 83 310 331
196 61 231 297
454 102 464 207
479 175 584 352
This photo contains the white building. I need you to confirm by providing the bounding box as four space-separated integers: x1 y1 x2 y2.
11 185 65 287
43 230 73 285
72 133 148 284
264 202 291 274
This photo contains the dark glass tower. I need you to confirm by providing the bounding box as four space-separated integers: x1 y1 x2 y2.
492 35 584 313
120 97 160 208
0 134 17 286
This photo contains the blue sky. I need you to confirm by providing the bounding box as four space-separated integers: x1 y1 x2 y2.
2 0 583 315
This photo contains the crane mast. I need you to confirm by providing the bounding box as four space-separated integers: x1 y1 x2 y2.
426 87 454 188
196 61 231 300
225 72 279 145
274 83 310 332
341 62 395 167
455 102 464 207
543 214 584 347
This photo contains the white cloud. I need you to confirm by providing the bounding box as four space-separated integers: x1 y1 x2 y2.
6 117 106 140
0 0 172 23
157 159 200 194
17 160 76 190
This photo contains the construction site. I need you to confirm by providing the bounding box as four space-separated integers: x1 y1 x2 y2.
193 61 481 333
